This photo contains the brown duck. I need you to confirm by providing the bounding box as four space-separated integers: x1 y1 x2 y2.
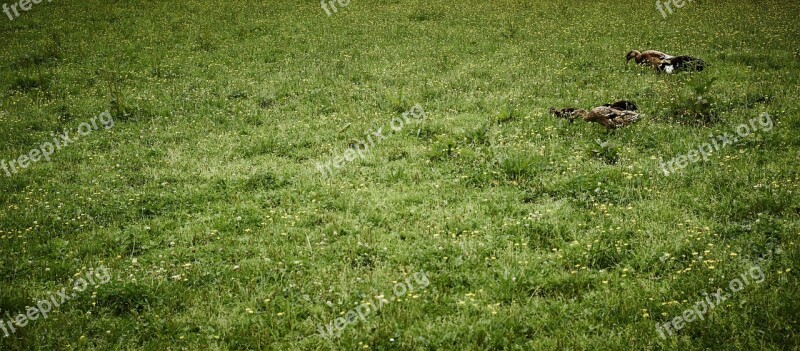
550 101 640 129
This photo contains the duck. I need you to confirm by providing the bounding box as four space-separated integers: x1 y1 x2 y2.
626 50 673 68
627 49 705 73
550 101 641 130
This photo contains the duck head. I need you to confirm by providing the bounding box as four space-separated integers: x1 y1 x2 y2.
550 107 582 124
626 50 641 63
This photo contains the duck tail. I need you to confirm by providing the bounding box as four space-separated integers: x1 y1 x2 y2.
669 56 705 72
622 112 640 124
604 100 638 111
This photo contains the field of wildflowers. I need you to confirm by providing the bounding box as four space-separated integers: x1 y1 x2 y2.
0 0 798 349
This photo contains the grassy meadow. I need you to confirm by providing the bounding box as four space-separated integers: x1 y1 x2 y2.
1 0 799 349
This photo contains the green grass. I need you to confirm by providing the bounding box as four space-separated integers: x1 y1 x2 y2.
1 0 799 349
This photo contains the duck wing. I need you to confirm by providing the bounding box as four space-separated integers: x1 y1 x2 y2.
584 107 617 129
609 110 640 128
587 106 640 129
642 50 673 59
640 50 670 66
